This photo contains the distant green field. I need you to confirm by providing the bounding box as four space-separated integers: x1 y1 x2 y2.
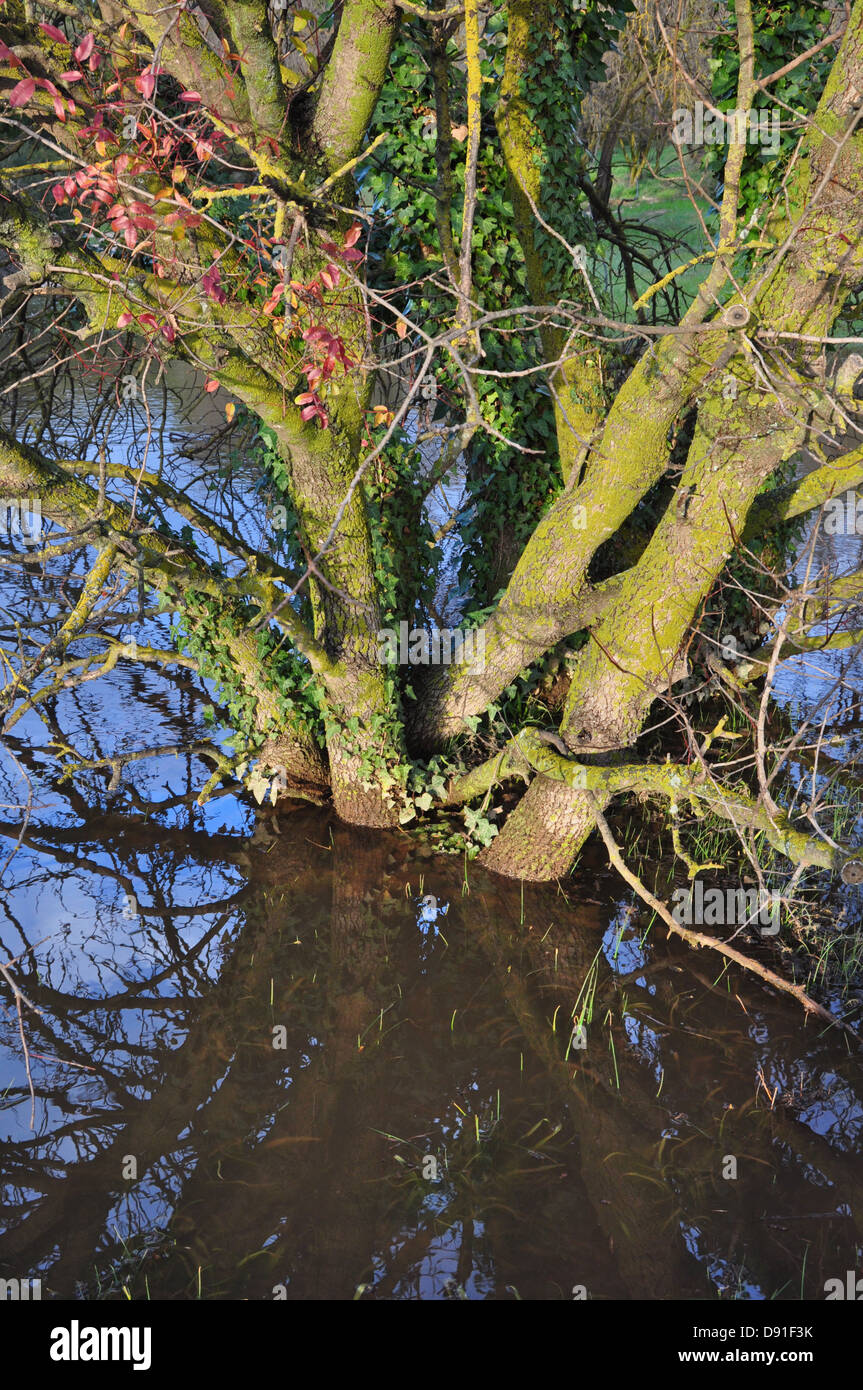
594 146 717 320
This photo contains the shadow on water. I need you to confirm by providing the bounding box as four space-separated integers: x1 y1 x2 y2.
1 784 862 1301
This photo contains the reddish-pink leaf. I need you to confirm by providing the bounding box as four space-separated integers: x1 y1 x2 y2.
135 70 155 100
59 70 84 82
39 23 69 44
7 77 36 107
0 41 21 65
300 404 318 422
179 91 201 102
123 225 138 249
343 223 362 248
138 313 158 329
340 246 363 263
116 311 134 327
51 183 66 204
160 321 175 342
88 50 100 71
204 378 219 393
74 33 95 63
52 95 65 120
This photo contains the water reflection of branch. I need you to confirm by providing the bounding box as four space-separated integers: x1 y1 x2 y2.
585 792 855 1039
0 954 43 1129
0 741 34 877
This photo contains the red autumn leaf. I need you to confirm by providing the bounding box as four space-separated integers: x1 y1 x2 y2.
160 321 175 342
74 33 95 63
0 41 20 65
300 404 319 422
116 311 134 327
340 246 363 263
7 77 36 107
123 225 138 248
39 23 69 44
135 70 156 100
88 50 100 71
59 70 84 82
261 282 285 315
344 223 362 248
204 378 219 393
51 183 66 204
52 95 65 120
138 313 158 329
179 91 201 102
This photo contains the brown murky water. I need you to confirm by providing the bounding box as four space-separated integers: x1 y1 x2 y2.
1 786 861 1301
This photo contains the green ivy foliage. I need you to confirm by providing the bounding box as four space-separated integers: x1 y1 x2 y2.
174 587 328 764
361 1 632 609
705 0 834 228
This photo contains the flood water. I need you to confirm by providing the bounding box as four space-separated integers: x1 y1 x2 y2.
1 365 862 1301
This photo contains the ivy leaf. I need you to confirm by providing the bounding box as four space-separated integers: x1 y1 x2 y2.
247 767 269 804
